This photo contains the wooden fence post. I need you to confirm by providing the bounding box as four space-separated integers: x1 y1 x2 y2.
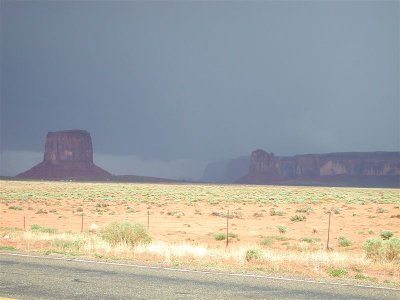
326 211 331 250
226 210 229 247
147 210 150 232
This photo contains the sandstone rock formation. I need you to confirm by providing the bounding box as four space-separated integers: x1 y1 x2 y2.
239 149 400 187
16 130 111 179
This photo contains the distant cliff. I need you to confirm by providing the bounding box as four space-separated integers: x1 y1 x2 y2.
202 156 249 183
239 150 400 187
16 130 111 179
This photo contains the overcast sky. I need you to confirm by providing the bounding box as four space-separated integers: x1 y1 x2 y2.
1 0 399 179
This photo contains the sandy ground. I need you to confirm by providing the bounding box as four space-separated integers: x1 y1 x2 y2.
1 180 399 252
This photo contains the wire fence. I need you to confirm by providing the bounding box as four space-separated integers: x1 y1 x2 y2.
1 210 334 248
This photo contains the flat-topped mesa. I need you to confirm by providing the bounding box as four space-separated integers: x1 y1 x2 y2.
16 130 111 179
44 130 93 164
240 149 400 187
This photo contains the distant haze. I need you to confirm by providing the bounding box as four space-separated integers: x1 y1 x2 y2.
1 1 399 179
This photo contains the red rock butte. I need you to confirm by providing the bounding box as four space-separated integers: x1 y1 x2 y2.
16 130 111 179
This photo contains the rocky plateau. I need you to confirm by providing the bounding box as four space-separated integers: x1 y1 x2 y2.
238 149 400 187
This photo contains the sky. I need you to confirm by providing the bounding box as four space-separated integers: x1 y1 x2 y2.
1 0 399 179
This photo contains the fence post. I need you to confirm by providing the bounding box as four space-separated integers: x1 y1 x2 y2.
226 209 229 247
23 216 26 231
81 214 84 233
326 211 331 250
147 210 150 232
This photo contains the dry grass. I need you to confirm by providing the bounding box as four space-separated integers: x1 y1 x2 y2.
1 227 399 286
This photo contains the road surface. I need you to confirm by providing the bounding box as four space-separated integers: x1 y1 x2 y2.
0 253 399 299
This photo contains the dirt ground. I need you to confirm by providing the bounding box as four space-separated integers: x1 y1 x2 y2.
1 180 399 252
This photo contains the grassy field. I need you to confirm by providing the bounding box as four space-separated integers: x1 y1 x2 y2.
1 180 399 285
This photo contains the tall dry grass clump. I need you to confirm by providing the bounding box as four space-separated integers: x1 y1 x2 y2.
98 221 151 246
363 237 400 262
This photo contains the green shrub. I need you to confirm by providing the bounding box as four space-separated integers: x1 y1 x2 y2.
0 245 16 251
384 237 400 261
30 224 57 234
245 247 262 262
270 208 285 216
272 235 289 241
52 238 84 253
300 237 321 243
167 211 185 217
35 208 47 214
362 237 400 261
99 221 151 246
296 205 313 214
338 235 351 247
362 237 384 260
126 207 135 213
9 205 23 211
261 237 273 246
290 214 306 222
277 225 287 234
327 267 348 277
213 232 227 241
30 224 40 230
354 274 370 280
228 232 238 239
380 230 394 240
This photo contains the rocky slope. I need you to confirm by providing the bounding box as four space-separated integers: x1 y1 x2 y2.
239 150 400 187
16 130 111 179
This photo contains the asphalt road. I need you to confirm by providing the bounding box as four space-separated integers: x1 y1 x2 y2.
0 253 399 300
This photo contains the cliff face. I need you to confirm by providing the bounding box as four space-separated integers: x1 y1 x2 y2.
240 149 400 187
44 130 93 164
16 130 111 179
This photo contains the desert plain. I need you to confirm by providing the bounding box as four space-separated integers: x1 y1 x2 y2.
1 180 399 285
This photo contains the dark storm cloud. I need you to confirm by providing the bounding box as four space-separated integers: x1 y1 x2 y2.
1 1 399 177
